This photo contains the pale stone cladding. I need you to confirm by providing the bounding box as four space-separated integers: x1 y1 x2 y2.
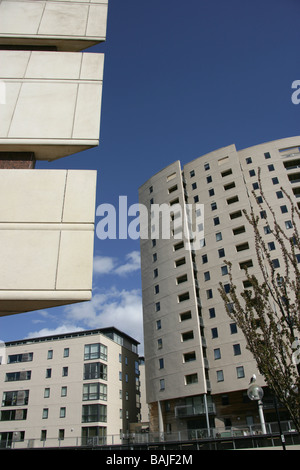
139 136 300 434
0 0 108 315
0 328 140 448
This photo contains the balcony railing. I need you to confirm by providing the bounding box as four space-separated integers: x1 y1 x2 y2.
175 403 216 418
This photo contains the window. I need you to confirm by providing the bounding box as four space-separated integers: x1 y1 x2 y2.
8 353 33 364
213 216 220 226
214 348 221 360
175 257 186 267
82 404 107 423
177 274 188 284
233 344 241 356
155 302 161 312
208 188 214 197
236 242 249 252
168 184 178 194
280 205 288 213
61 386 67 397
159 358 164 369
2 390 29 407
181 331 194 342
221 265 228 276
154 284 159 294
224 181 236 191
246 157 252 164
183 352 196 363
264 225 271 234
152 239 156 247
227 195 239 205
252 182 259 190
239 259 253 270
149 186 153 193
154 268 158 278
190 170 195 177
192 182 197 190
216 232 222 242
211 327 218 339
44 388 50 398
84 343 107 361
272 177 279 185
47 350 53 360
178 292 190 302
83 363 107 381
233 226 246 236
5 371 31 382
230 210 242 220
236 366 245 379
249 169 256 177
194 195 199 203
41 430 47 441
218 248 225 258
221 168 233 177
209 307 216 318
174 241 184 251
217 370 224 382
153 253 157 262
160 379 165 390
204 163 210 171
45 369 52 379
272 258 280 268
180 311 192 321
156 320 161 330
185 373 198 385
42 408 48 419
63 348 69 358
59 430 65 441
206 175 212 183
202 254 208 264
285 220 293 229
157 338 163 349
211 202 217 211
268 164 275 171
268 241 276 251
204 271 210 281
62 367 68 377
264 152 271 159
206 289 213 299
166 172 176 182
230 323 238 334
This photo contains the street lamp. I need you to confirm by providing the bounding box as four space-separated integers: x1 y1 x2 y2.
247 376 267 435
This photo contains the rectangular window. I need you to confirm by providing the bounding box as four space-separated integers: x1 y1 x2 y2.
62 367 68 377
214 348 221 360
211 327 218 339
233 226 246 235
217 370 224 382
159 358 164 369
206 289 213 299
168 184 178 194
233 344 241 356
183 352 196 363
224 182 236 190
180 311 192 322
227 195 239 205
181 331 194 342
82 404 107 423
8 353 33 364
178 292 190 302
230 210 242 220
84 344 107 361
236 366 245 379
185 373 198 385
221 168 233 177
160 379 165 390
63 348 69 358
174 241 184 251
5 371 31 382
236 242 249 252
83 363 107 381
175 257 186 267
176 274 188 284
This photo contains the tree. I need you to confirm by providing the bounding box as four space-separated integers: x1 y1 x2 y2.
218 168 300 432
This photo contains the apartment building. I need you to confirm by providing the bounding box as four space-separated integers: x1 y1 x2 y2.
0 328 140 448
139 136 300 436
0 0 108 315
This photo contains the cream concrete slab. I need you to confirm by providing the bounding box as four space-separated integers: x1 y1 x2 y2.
56 230 95 290
86 4 108 38
0 170 67 223
39 2 89 37
72 83 102 139
0 1 45 35
62 170 97 223
0 50 31 78
80 53 105 80
8 82 78 139
0 82 21 137
0 230 60 290
25 51 82 80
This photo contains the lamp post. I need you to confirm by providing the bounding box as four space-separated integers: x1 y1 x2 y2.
247 378 267 435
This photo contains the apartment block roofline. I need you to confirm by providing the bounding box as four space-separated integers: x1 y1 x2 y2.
4 326 140 348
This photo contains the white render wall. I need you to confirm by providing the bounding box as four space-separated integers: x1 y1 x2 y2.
0 0 108 51
0 169 97 315
0 50 104 160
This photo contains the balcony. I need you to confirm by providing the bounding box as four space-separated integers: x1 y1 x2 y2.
175 403 216 418
0 0 108 52
0 50 104 161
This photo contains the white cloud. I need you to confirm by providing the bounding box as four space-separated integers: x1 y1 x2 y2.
93 251 140 277
63 288 144 352
26 324 83 339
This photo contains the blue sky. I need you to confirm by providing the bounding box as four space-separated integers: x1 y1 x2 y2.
1 0 300 354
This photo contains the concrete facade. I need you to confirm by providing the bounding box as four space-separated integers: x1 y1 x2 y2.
139 136 300 435
0 328 140 448
0 0 108 315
